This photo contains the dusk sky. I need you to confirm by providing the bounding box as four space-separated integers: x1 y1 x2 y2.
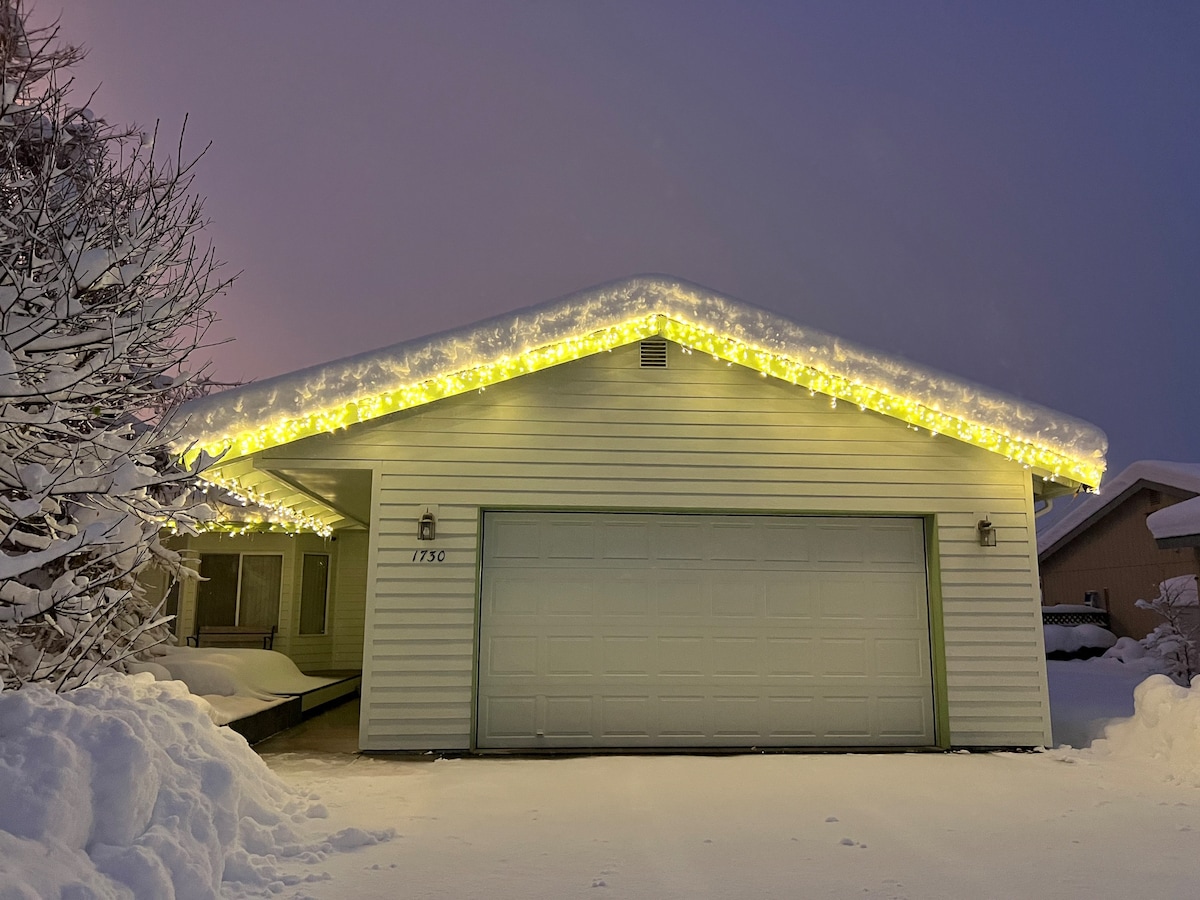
52 2 1200 492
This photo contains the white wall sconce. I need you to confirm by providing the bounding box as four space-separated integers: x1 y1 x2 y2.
418 509 436 541
977 516 997 547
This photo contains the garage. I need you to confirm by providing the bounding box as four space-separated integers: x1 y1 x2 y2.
477 511 936 749
179 276 1105 749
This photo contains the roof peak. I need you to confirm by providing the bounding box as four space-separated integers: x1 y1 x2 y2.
177 275 1106 489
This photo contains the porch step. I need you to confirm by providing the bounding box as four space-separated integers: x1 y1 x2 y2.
227 670 361 745
296 670 362 714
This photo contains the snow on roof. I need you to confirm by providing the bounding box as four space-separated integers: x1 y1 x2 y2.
1038 460 1200 554
177 275 1107 485
1147 496 1200 542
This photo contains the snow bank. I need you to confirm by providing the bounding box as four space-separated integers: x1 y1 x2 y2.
0 673 390 898
1043 623 1117 654
1088 674 1200 785
129 647 341 726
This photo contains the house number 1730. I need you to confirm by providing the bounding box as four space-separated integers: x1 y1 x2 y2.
412 549 447 563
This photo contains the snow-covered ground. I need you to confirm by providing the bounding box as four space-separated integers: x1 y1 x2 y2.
252 661 1200 900
263 677 1200 900
2 658 1198 899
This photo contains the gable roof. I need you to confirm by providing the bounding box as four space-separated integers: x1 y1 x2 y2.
178 275 1106 478
1037 460 1200 558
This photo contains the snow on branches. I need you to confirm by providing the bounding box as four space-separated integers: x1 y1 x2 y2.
1137 576 1200 685
0 3 229 689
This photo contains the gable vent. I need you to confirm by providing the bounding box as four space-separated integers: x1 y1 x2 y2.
639 338 668 368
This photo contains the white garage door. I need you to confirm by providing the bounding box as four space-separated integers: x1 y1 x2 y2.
477 512 935 749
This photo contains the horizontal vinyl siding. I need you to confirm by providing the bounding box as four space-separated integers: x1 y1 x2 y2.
269 342 1050 750
331 530 369 669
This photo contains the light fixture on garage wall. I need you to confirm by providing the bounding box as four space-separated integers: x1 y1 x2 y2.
977 516 997 547
418 509 436 541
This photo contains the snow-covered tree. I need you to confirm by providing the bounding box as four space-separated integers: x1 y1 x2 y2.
0 2 228 690
1137 575 1200 684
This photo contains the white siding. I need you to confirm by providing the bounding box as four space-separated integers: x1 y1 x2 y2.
264 342 1052 750
331 530 369 669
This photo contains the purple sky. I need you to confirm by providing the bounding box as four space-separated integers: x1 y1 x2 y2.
52 2 1200 485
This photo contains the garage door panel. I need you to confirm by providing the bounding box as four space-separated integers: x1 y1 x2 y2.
712 696 761 736
544 697 592 737
818 638 868 676
600 522 651 560
657 637 705 675
602 696 651 737
546 636 595 675
713 638 759 675
654 523 706 560
546 522 595 559
712 583 760 618
767 697 818 738
601 637 651 675
486 636 539 676
760 524 813 563
866 524 926 564
708 522 761 561
814 525 867 563
544 581 595 616
659 696 707 736
489 578 540 616
483 696 538 738
878 696 932 737
765 582 816 619
823 697 872 737
656 580 709 616
875 638 926 677
478 512 935 749
491 521 541 559
766 637 815 676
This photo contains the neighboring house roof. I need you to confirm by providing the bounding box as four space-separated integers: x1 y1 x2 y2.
1037 460 1200 557
1147 496 1200 548
178 275 1106 484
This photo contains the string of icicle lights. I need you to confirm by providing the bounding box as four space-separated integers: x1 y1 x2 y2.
188 314 1104 533
189 475 335 537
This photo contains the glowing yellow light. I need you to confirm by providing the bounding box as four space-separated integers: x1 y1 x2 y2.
195 476 335 538
184 312 1104 533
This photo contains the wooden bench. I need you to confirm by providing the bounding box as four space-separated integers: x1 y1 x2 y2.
187 624 277 650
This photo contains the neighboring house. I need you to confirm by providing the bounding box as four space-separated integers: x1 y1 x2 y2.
172 275 1106 752
1147 496 1200 550
1037 461 1200 640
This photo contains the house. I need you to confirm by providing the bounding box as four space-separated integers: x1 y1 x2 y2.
171 275 1106 752
1038 460 1200 639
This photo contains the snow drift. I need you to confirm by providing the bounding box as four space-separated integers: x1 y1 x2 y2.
130 646 342 726
1089 674 1200 786
0 673 389 898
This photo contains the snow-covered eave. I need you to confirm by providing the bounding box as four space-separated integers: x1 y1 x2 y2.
1038 460 1200 558
1147 496 1200 549
177 276 1107 511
